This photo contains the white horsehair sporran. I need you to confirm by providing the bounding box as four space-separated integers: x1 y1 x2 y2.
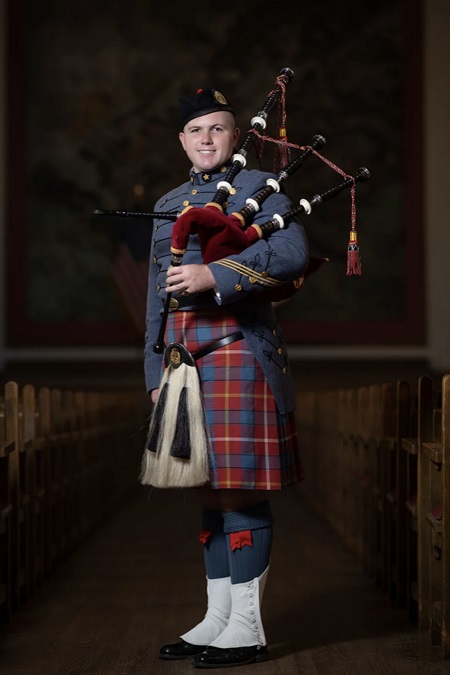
140 341 211 488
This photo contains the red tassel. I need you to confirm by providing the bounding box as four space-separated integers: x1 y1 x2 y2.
347 231 362 276
229 530 253 551
199 529 213 544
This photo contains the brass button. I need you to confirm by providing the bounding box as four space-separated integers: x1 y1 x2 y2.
272 330 277 336
183 200 190 207
191 189 198 195
230 187 236 195
153 256 157 263
223 201 228 208
169 298 180 311
278 348 282 355
283 367 287 374
220 166 227 173
235 284 243 292
249 277 256 284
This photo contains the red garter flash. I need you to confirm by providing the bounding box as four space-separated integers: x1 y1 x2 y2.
199 529 213 544
229 530 253 551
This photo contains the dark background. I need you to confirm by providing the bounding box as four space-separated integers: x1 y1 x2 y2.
7 0 423 346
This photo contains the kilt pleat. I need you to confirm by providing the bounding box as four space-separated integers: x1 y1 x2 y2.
166 309 303 490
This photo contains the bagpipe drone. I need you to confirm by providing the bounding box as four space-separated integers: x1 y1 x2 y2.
95 67 370 488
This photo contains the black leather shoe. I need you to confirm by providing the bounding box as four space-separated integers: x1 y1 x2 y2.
159 639 207 660
193 645 269 668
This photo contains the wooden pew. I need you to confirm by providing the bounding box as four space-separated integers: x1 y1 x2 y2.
360 383 396 587
338 387 360 556
313 390 339 534
402 379 422 620
357 385 372 572
385 380 413 608
39 386 61 576
0 383 17 619
298 385 380 562
17 384 35 603
418 374 449 657
298 389 353 550
64 390 84 548
21 384 45 592
298 386 376 561
82 392 109 533
34 387 53 580
4 383 21 610
296 374 450 662
366 385 383 582
48 388 84 561
0 381 147 624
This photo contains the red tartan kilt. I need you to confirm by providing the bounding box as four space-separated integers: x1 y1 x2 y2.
166 308 303 490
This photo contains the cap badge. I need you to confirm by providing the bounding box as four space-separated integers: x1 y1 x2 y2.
213 90 228 105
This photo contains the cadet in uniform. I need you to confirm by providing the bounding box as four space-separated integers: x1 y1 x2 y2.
144 87 309 668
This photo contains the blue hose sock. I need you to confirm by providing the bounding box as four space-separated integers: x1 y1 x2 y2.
200 508 230 580
222 501 273 584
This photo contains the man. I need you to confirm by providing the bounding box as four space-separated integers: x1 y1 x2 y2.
144 87 309 668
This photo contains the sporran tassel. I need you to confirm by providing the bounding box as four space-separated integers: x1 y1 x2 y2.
170 386 191 459
145 380 169 453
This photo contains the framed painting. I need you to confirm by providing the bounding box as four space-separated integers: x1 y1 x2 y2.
6 0 423 347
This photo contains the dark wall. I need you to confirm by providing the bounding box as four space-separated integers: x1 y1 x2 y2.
8 0 422 345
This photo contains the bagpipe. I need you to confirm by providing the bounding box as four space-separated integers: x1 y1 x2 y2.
155 156 369 352
95 68 370 488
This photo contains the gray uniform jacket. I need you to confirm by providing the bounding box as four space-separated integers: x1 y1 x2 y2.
144 164 309 414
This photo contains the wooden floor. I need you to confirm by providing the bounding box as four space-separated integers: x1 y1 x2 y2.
0 486 449 675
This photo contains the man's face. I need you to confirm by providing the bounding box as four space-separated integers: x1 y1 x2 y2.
179 111 240 174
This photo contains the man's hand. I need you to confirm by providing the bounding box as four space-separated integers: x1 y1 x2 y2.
166 264 216 295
